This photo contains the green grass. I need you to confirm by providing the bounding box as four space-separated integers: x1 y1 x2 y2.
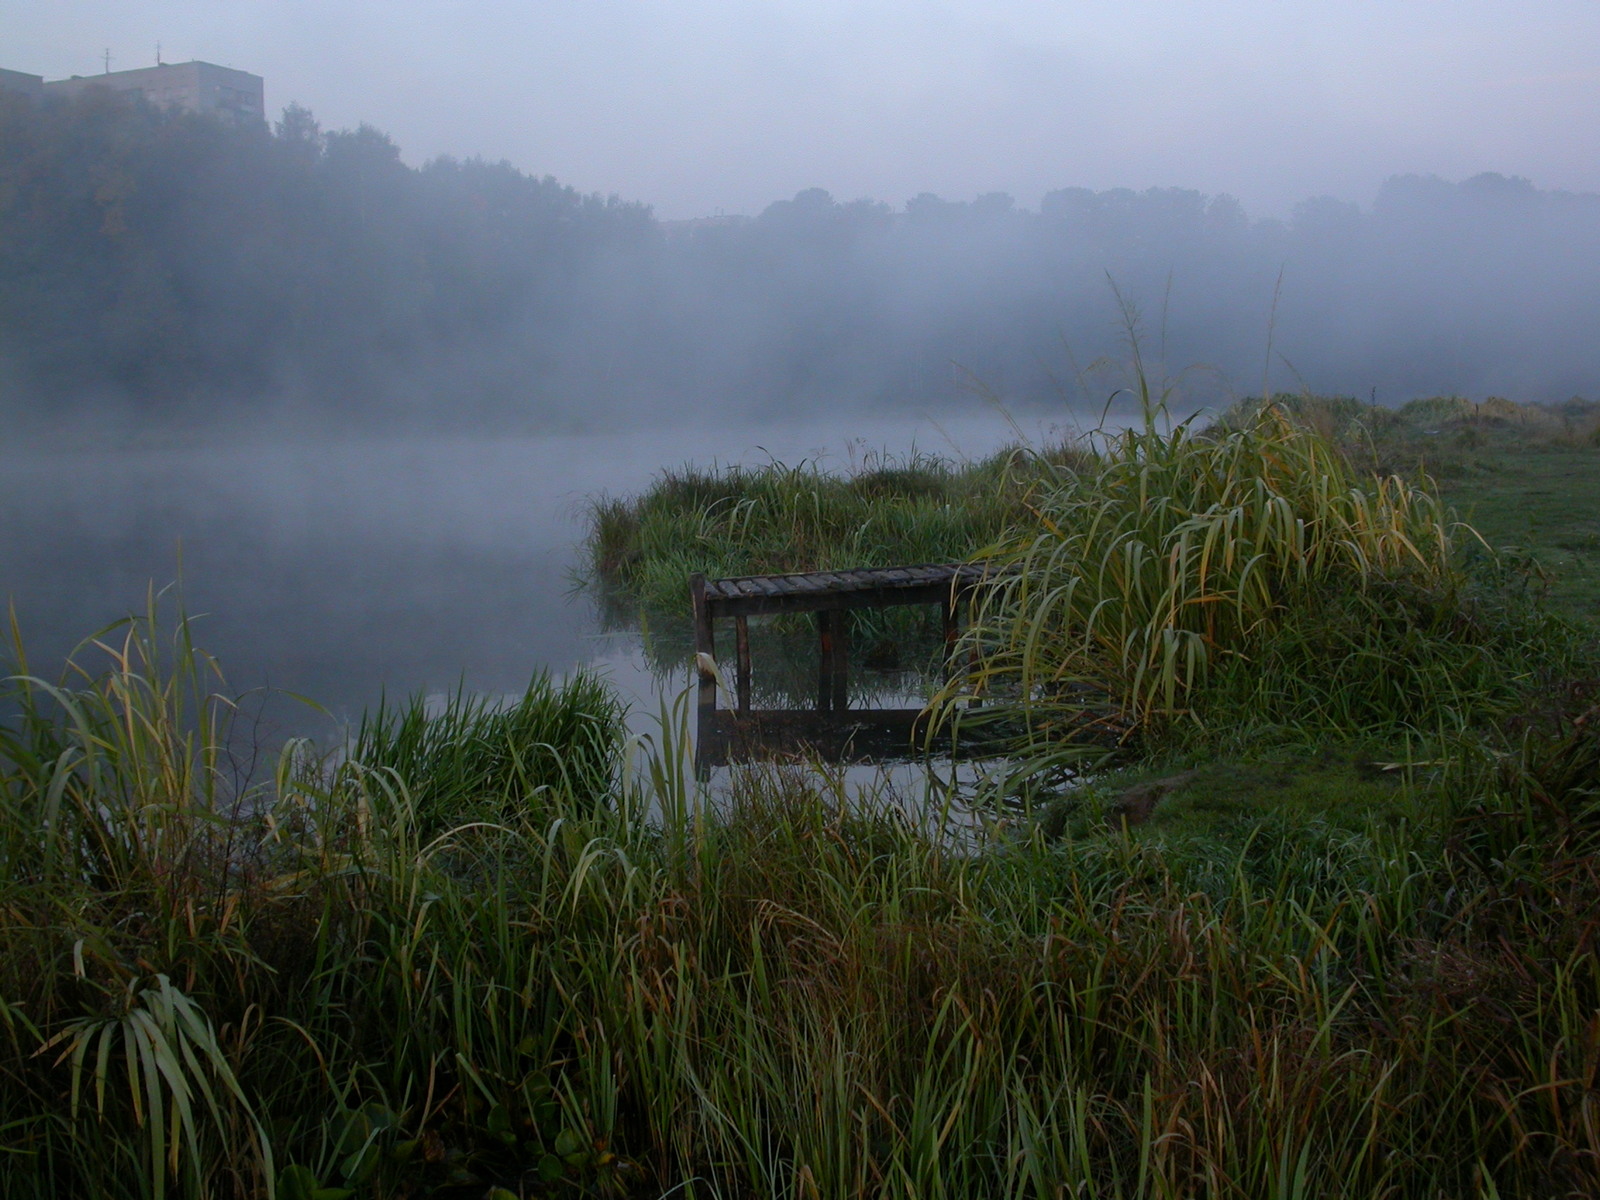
3 610 1600 1198
5 390 1600 1198
585 445 1084 621
1436 448 1600 621
349 673 624 836
1223 391 1600 622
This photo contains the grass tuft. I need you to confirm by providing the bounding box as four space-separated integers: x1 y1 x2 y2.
936 390 1584 768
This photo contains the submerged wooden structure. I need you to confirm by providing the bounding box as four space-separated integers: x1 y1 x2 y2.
689 563 989 768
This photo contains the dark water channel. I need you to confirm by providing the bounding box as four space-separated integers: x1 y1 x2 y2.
1 412 1086 760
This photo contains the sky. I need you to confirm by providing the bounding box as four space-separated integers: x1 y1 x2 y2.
8 0 1600 219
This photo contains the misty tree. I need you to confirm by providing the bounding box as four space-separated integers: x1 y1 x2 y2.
2 90 1598 429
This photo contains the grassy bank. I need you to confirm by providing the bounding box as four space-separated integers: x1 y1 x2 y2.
584 445 1088 705
586 398 1600 713
586 446 1084 622
590 393 1596 754
3 607 1600 1198
6 395 1599 1198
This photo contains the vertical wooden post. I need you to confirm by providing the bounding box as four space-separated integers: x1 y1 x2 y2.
690 572 716 720
735 615 751 714
965 581 983 709
815 609 834 712
815 608 850 712
829 609 850 712
690 573 717 776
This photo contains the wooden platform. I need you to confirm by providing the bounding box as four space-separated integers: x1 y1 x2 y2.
690 563 990 768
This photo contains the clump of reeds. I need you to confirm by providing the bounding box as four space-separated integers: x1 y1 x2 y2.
347 671 624 834
939 386 1574 758
4 605 1600 1198
0 603 635 1199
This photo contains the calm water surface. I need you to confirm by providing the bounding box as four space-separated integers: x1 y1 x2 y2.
2 411 1094 749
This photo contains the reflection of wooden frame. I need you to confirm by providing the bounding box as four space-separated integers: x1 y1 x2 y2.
689 564 987 770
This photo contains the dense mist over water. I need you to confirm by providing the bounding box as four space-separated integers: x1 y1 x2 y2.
4 91 1600 439
0 413 1082 737
5 85 1600 726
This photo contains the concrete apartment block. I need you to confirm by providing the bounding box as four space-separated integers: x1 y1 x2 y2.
0 68 45 98
41 61 264 124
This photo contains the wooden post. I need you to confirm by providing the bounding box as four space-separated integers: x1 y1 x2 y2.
829 609 850 711
690 572 716 720
966 588 983 709
815 610 834 712
735 615 751 714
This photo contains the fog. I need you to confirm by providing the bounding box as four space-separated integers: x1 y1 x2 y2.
5 89 1600 435
4 17 1600 719
13 1 1600 220
0 414 1078 738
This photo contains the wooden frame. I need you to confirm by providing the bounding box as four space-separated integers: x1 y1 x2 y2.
689 564 988 769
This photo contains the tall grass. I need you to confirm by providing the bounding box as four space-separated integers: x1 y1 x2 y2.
348 673 623 835
937 386 1578 760
4 602 1599 1197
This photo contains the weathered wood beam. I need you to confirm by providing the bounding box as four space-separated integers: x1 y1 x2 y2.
735 614 751 714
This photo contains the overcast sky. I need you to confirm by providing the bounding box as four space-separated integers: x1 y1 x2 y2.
9 1 1600 219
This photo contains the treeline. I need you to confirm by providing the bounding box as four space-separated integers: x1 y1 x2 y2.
0 91 652 425
4 89 1600 429
666 177 1600 413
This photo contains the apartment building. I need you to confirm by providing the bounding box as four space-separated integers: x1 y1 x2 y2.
2 60 264 124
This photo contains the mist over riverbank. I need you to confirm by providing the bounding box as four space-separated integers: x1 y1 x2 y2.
0 411 1089 738
5 91 1599 438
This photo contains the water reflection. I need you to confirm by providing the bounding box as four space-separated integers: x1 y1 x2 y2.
0 411 1093 756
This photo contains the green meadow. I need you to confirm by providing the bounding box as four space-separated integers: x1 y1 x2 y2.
4 393 1600 1198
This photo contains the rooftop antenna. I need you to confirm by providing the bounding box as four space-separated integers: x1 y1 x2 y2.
102 48 112 74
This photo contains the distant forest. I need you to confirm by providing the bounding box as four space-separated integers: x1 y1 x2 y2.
4 88 1599 430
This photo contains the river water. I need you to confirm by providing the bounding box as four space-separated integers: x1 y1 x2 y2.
1 410 1095 752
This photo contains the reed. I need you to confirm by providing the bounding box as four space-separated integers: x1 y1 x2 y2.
347 671 624 834
936 387 1577 763
4 600 1599 1198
